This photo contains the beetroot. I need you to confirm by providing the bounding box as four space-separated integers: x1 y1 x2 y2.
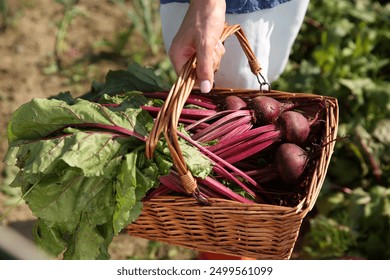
275 143 308 184
276 111 310 145
249 96 295 124
224 95 247 110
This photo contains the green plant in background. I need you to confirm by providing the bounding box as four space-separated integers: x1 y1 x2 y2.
301 214 354 259
0 0 27 30
0 0 8 30
107 0 176 84
302 185 390 259
274 0 390 259
53 0 85 70
42 0 92 96
47 0 176 91
112 0 161 56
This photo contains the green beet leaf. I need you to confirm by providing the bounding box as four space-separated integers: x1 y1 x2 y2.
5 131 130 179
33 219 67 257
7 96 150 143
84 62 170 101
4 88 213 259
29 167 117 259
63 213 114 260
113 147 159 234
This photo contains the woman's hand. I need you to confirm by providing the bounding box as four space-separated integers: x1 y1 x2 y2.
168 0 226 93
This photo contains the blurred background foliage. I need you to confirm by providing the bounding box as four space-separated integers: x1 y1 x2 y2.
0 0 389 259
273 0 390 259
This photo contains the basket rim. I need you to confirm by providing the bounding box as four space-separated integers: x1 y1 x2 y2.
188 87 339 101
141 194 308 212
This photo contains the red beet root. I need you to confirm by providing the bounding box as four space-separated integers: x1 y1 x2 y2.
275 143 308 184
224 95 247 110
249 96 295 124
276 111 310 145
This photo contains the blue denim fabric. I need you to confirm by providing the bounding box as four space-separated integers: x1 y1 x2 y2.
160 0 291 14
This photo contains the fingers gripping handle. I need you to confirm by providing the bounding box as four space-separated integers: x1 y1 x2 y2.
145 24 263 197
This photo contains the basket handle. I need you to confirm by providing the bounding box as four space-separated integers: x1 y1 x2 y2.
145 24 262 197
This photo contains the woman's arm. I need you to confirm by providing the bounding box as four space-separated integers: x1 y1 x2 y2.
168 0 226 93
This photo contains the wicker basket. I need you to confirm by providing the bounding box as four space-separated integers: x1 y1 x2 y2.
126 25 339 259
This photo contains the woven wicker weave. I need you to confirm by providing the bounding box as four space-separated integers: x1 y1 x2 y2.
126 25 339 259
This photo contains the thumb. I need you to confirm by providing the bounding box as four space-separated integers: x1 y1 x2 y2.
196 42 215 93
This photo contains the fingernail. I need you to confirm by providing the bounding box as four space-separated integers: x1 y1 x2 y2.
200 80 211 93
